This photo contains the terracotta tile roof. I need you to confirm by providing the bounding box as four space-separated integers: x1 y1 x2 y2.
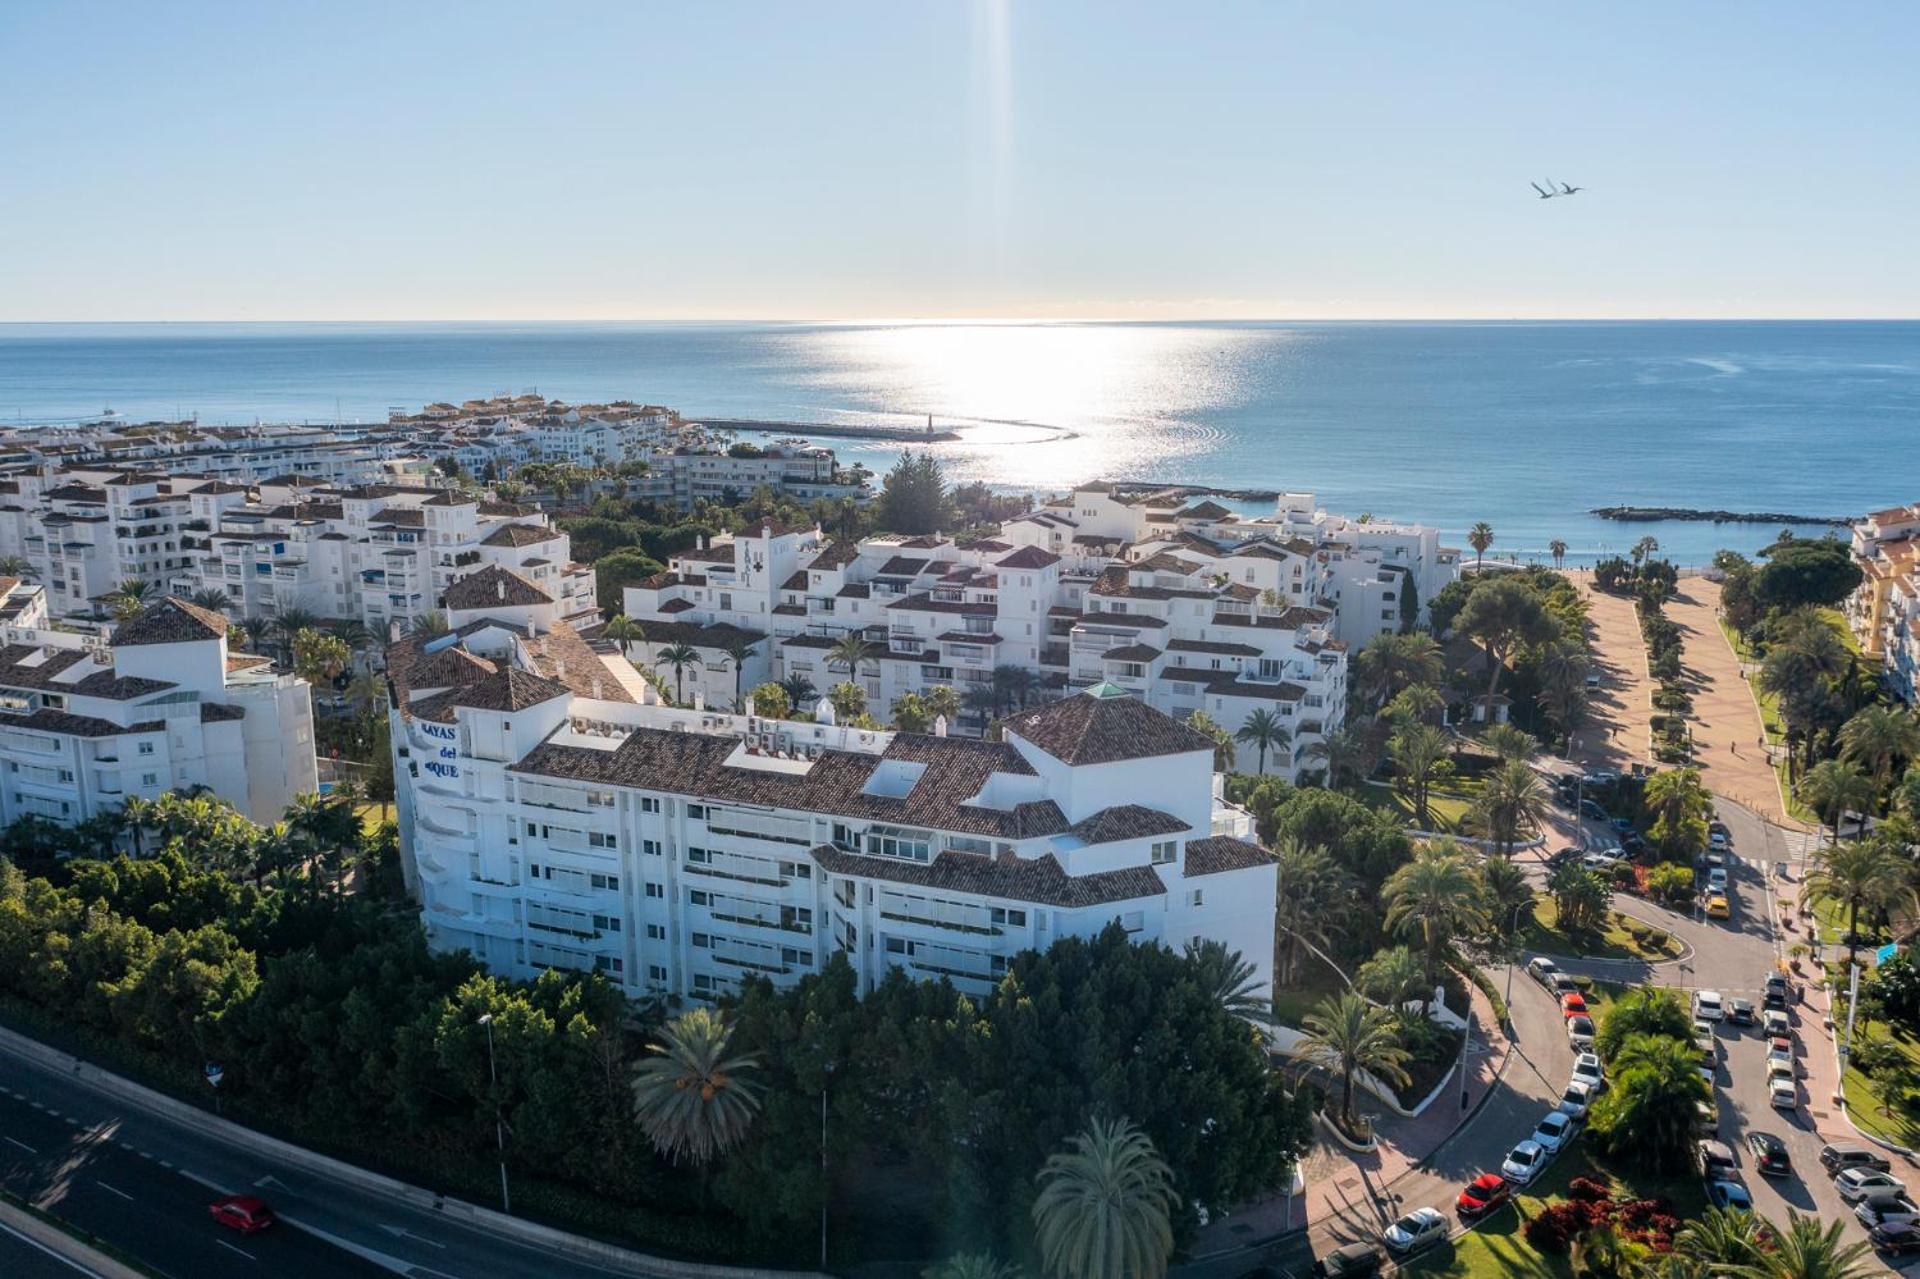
1068 805 1190 846
1176 500 1234 520
1166 638 1262 657
523 623 638 704
809 844 1163 908
1211 607 1331 630
886 593 997 616
0 709 163 737
512 730 1065 840
995 546 1061 570
423 490 479 506
659 598 695 614
1182 835 1276 877
1100 643 1162 662
634 620 766 650
780 571 809 591
480 522 562 548
809 540 861 570
443 565 552 611
1005 688 1215 766
406 646 499 690
200 702 246 723
1205 678 1306 703
113 597 230 647
877 556 929 577
370 507 426 528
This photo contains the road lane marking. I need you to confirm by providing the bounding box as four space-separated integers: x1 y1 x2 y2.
93 1179 134 1202
0 1217 103 1278
4 1136 38 1153
216 1239 257 1261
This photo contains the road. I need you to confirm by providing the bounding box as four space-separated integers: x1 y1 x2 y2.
0 1040 691 1279
0 1215 106 1278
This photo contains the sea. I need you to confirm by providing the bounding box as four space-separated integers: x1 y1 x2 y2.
1 319 1915 567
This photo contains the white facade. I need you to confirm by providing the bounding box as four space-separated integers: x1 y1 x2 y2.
619 486 1386 780
0 598 318 828
1846 502 1920 705
386 611 1278 1006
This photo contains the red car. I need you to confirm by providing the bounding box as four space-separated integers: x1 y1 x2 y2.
209 1195 275 1234
1561 993 1589 1018
1457 1173 1511 1218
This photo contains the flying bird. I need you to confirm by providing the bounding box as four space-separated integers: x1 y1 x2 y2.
1558 182 1585 196
1531 181 1557 200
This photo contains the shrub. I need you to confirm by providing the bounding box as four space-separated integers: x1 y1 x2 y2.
1526 1201 1597 1253
1567 1176 1612 1203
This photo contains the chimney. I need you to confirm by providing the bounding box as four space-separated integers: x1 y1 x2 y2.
693 690 704 711
496 578 505 601
816 698 837 726
933 714 948 738
388 619 401 643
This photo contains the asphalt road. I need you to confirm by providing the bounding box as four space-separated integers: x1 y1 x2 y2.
0 1216 103 1278
0 1042 690 1279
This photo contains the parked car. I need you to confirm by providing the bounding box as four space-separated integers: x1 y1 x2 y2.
1768 1075 1798 1109
1709 819 1731 838
1869 1222 1920 1257
1312 1242 1383 1278
1767 1057 1796 1085
1457 1173 1512 1219
1502 1140 1547 1185
1559 1080 1598 1119
1697 1139 1738 1178
1767 1038 1795 1072
1694 990 1725 1021
1709 829 1730 851
1854 1194 1920 1229
1527 957 1561 988
1727 997 1756 1025
1706 867 1729 892
1707 1179 1753 1212
209 1196 276 1235
1764 973 1791 1008
1746 1132 1792 1177
1822 1142 1893 1175
1705 894 1731 919
1550 973 1581 994
1836 1168 1908 1203
1561 992 1590 1018
1571 1053 1605 1091
1566 1015 1596 1050
1382 1207 1449 1254
1532 1110 1577 1154
1763 1009 1791 1038
1581 800 1609 821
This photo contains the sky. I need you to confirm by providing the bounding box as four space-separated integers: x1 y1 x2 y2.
3 3 1917 322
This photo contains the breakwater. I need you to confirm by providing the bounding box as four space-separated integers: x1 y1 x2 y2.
1591 506 1856 526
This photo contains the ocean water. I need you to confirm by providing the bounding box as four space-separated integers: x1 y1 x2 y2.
1 320 1915 566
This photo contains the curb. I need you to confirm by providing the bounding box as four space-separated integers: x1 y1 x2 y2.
0 1024 822 1279
0 1197 150 1279
1819 980 1919 1159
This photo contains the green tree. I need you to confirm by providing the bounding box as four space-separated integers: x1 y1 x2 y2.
1753 539 1865 612
408 610 450 639
1234 708 1291 775
1182 939 1267 1020
1594 987 1692 1062
1474 758 1550 856
1550 863 1613 935
1356 944 1425 1015
923 1256 1021 1279
653 643 701 705
1482 723 1537 762
1643 768 1713 860
1549 539 1568 570
746 681 791 719
1031 1117 1179 1279
1457 576 1558 711
1387 723 1453 829
1185 710 1235 772
599 614 645 651
1801 759 1875 843
829 633 880 685
1383 843 1488 989
891 691 934 733
1801 841 1913 965
1732 1212 1876 1279
1838 704 1920 811
592 546 666 612
721 636 759 711
826 681 868 722
290 628 351 689
1586 1032 1712 1172
1383 683 1445 729
1477 855 1536 941
1304 723 1377 787
1676 1206 1771 1270
1354 632 1444 709
1468 521 1494 570
630 1007 764 1166
1272 839 1357 988
874 451 952 535
924 684 961 730
1297 991 1412 1130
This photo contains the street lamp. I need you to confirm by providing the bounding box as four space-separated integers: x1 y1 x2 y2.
819 1061 836 1270
478 1013 510 1214
1503 901 1528 1010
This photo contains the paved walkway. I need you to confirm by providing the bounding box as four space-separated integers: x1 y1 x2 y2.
1567 572 1652 772
1661 579 1800 827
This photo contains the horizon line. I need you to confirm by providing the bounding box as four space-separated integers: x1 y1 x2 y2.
3 314 1920 327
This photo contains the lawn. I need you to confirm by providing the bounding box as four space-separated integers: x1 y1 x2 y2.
1522 901 1679 962
1402 1145 1703 1279
1715 616 1819 825
1836 1015 1920 1150
1270 954 1350 1029
1346 780 1477 834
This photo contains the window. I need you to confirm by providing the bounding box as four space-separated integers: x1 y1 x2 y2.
142 773 159 787
691 932 711 949
137 742 155 756
526 822 537 836
782 946 813 969
686 804 708 821
592 914 620 932
587 790 615 808
642 839 662 856
588 831 617 850
778 860 812 880
646 924 666 940
1190 889 1204 907
648 965 667 982
644 882 664 899
690 890 710 906
1150 840 1178 865
639 797 661 814
687 846 711 864
589 872 619 890
593 956 624 975
989 906 1027 927
865 824 932 863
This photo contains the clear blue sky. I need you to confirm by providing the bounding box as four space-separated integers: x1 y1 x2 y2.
4 3 1916 321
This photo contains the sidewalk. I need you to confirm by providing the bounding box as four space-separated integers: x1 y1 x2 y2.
1186 977 1513 1267
0 1199 143 1279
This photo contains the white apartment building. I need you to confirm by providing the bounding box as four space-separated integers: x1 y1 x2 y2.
0 468 203 623
385 592 1279 1004
0 597 318 828
618 484 1397 780
1846 502 1920 705
169 481 598 634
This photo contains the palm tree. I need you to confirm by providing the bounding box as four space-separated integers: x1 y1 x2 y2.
630 1007 763 1166
1182 939 1267 1020
1477 855 1536 939
829 633 880 686
827 680 868 722
962 684 1000 731
1676 1206 1771 1269
1185 710 1235 772
1233 709 1291 775
1801 841 1913 965
1801 758 1875 843
924 684 961 731
1383 843 1488 988
1838 704 1920 811
408 610 450 639
1356 944 1425 1016
1732 1212 1876 1279
599 614 643 654
1467 521 1494 570
1387 723 1453 829
1030 1117 1179 1279
107 577 156 620
1383 682 1445 728
1482 723 1536 762
991 663 1036 713
0 555 28 579
778 674 816 712
1474 758 1550 856
1304 723 1378 788
189 587 234 614
1353 632 1444 709
922 1256 1019 1279
1297 992 1412 1130
1548 539 1568 570
1589 1032 1711 1173
1643 767 1713 859
722 637 759 711
654 643 701 705
273 606 319 645
1273 838 1357 986
1550 862 1613 935
1631 536 1660 567
238 615 274 653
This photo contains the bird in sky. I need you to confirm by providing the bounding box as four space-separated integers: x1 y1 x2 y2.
1558 182 1585 196
1531 181 1557 199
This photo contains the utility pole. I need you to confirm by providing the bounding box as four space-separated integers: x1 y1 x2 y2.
819 1061 835 1269
478 1014 510 1214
